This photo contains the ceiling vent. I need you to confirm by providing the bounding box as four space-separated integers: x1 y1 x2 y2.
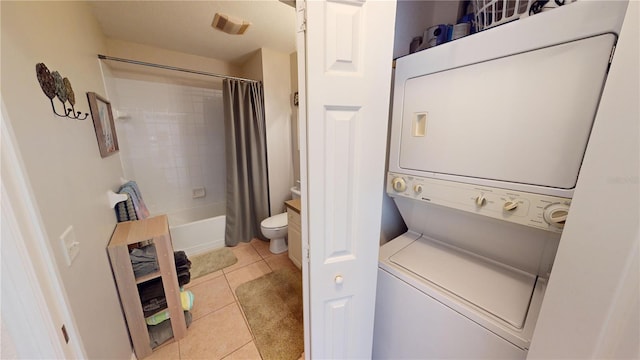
211 13 251 35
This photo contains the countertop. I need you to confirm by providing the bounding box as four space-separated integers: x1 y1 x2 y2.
285 198 301 214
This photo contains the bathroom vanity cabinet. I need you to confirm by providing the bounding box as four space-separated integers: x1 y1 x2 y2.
107 215 186 359
285 199 302 269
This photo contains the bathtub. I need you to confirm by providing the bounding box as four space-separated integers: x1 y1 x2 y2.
169 214 226 257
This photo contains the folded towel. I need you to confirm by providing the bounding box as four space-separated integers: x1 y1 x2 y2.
144 290 194 325
149 311 192 349
142 297 167 317
180 290 194 311
174 251 191 268
139 278 164 303
177 272 191 287
123 181 150 219
130 245 159 278
139 277 192 316
115 194 137 222
174 251 191 286
115 180 150 222
146 309 171 326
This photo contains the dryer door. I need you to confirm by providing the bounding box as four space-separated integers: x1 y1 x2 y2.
398 34 615 190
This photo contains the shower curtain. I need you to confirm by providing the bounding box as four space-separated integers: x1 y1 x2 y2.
223 79 270 246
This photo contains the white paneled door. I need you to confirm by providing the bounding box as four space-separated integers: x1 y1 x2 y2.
299 0 397 358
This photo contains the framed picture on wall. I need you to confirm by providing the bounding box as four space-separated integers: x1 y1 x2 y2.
87 92 119 158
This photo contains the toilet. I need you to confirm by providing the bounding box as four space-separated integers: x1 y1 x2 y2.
261 212 289 254
260 183 301 254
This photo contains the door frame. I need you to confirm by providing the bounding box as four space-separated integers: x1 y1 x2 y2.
1 99 86 359
294 0 312 357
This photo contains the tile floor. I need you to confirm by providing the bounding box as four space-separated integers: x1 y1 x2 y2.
146 239 303 360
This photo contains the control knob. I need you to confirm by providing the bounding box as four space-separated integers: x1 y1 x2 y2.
503 200 519 211
391 177 407 192
414 184 423 194
543 203 570 228
475 194 487 207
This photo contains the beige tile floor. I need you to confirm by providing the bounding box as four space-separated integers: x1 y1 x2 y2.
146 239 302 360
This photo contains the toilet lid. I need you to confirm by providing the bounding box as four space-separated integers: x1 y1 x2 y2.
261 212 288 229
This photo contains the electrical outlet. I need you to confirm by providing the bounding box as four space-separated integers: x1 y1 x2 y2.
60 226 79 266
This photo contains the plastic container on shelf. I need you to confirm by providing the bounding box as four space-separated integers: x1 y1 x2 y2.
473 0 533 31
473 0 577 31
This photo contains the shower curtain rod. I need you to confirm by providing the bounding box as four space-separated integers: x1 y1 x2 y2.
97 54 259 83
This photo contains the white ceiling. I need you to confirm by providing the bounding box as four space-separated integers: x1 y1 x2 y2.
89 0 297 65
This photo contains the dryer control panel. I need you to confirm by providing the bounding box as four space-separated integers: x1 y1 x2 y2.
387 172 571 233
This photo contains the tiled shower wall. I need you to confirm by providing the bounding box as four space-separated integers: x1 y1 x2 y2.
111 77 226 224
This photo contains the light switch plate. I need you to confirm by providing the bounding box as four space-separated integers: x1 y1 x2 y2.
60 226 79 266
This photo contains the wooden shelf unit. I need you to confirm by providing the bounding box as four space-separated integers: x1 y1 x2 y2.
107 215 186 359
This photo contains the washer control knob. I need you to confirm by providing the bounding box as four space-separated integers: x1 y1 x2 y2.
544 203 570 228
392 177 407 192
475 194 487 207
414 184 423 194
503 200 519 211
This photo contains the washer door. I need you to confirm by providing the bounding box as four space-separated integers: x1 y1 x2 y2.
389 236 537 329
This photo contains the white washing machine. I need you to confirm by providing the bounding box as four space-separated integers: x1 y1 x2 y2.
373 2 627 358
373 181 565 359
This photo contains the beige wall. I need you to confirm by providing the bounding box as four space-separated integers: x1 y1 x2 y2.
104 38 243 91
1 2 131 358
241 50 264 81
259 48 294 215
429 1 463 27
393 0 462 59
394 0 435 59
241 49 294 215
106 38 242 76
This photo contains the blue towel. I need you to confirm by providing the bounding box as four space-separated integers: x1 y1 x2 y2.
115 180 150 222
121 181 150 219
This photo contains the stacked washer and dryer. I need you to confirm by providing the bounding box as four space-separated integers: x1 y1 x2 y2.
373 2 628 359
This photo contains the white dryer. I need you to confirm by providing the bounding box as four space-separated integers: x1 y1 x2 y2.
373 2 628 358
